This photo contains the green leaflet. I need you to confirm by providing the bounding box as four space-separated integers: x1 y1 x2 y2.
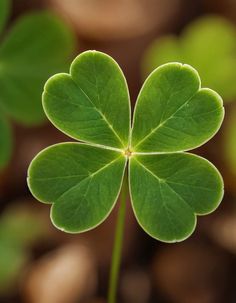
43 51 130 149
28 51 224 242
0 0 10 35
143 16 236 101
0 114 12 169
129 153 223 242
0 11 76 125
131 63 224 152
28 143 126 232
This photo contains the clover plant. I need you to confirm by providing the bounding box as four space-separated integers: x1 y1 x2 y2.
143 16 236 102
27 51 224 303
0 0 75 169
0 205 44 293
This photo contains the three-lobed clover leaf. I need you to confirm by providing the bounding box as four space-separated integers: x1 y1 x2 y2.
0 0 76 169
143 16 236 102
28 50 224 242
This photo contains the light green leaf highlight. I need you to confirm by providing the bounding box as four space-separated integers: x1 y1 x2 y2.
0 114 11 169
143 16 236 101
0 0 10 35
129 153 224 242
28 143 126 232
0 11 76 125
131 63 224 153
43 51 130 149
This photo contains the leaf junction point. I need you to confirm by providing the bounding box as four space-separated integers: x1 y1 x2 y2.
123 148 132 157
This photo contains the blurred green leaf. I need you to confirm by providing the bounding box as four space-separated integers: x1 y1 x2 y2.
0 205 45 293
0 206 45 248
0 243 26 293
0 0 10 35
0 11 76 125
224 107 236 175
143 16 236 101
0 113 12 169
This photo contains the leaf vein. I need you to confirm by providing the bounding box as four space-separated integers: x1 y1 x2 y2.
134 89 199 148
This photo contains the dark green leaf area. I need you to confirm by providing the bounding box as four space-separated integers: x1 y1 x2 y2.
0 0 10 35
224 108 236 175
0 11 75 125
0 206 44 293
43 51 130 148
129 153 223 242
0 114 12 169
131 63 224 152
28 143 126 232
0 244 25 292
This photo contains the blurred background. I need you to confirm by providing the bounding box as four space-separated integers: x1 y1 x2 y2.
1 0 236 302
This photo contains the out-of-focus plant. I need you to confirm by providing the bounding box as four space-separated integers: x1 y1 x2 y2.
27 51 224 303
224 108 236 177
143 15 236 195
143 16 236 102
0 0 76 169
0 114 11 169
0 205 45 293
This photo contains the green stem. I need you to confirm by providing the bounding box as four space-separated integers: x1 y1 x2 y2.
108 169 128 303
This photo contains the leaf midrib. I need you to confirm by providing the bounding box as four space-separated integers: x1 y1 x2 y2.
45 74 126 148
133 157 195 212
44 90 128 152
73 62 125 148
54 155 125 202
29 174 88 181
133 157 192 241
133 89 199 148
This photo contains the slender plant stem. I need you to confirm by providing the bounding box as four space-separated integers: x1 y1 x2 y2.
108 169 128 303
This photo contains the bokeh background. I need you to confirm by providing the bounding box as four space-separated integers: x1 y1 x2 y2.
1 0 236 302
